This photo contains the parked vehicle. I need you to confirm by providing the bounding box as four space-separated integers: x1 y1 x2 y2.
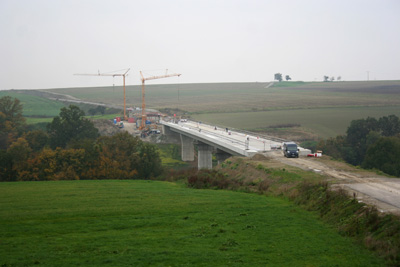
283 142 299 158
150 129 161 134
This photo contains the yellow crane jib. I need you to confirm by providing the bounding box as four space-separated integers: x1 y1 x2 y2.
74 68 130 120
139 70 181 130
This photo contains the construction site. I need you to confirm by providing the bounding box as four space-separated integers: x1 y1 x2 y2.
74 68 181 138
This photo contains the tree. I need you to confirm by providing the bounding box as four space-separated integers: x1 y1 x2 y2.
379 115 400 137
7 137 32 171
0 96 26 149
24 130 49 152
47 105 99 149
323 76 329 82
138 142 163 179
92 132 163 180
0 112 7 149
94 132 141 179
0 150 16 181
285 75 291 81
274 73 283 82
27 148 85 181
88 108 97 116
0 96 24 124
96 106 106 115
317 135 348 160
362 137 400 176
337 76 341 81
346 117 379 165
330 77 335 82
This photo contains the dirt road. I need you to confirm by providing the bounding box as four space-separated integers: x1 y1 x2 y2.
270 152 400 215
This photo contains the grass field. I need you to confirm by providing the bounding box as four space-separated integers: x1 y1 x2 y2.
24 114 121 125
0 91 65 117
0 180 385 266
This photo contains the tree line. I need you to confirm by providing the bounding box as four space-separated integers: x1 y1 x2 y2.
317 114 400 176
0 96 162 181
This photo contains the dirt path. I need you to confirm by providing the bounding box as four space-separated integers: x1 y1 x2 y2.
268 152 400 215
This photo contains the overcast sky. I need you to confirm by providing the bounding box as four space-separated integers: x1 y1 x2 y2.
1 0 399 90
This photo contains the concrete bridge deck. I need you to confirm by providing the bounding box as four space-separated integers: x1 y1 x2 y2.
161 120 311 169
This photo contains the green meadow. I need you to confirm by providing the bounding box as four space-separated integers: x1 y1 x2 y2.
0 180 384 266
0 91 65 117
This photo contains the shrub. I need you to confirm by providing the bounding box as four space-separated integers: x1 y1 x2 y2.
187 170 241 190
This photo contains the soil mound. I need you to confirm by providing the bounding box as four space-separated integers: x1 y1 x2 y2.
251 153 268 161
92 119 122 136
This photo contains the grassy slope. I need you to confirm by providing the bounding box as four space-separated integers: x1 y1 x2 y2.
0 91 66 117
0 91 122 125
0 180 384 266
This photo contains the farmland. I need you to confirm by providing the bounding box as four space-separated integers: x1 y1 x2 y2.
0 180 385 266
46 81 400 114
192 105 400 138
1 80 399 138
44 80 400 138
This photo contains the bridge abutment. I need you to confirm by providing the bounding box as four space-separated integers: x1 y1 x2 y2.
197 142 213 169
180 134 195 161
162 124 181 143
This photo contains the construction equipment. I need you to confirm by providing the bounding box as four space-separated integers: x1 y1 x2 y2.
139 69 181 129
74 68 130 120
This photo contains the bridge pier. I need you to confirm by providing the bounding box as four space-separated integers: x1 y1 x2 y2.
180 134 194 161
216 149 231 164
197 142 213 169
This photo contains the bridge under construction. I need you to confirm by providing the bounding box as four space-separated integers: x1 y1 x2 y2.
161 119 311 169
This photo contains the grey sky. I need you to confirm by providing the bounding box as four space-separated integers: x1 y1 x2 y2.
1 0 399 90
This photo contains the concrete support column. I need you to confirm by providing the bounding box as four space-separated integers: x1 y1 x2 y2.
216 149 231 165
180 134 194 161
197 142 213 169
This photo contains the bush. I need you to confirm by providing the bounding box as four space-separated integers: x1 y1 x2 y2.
187 170 240 190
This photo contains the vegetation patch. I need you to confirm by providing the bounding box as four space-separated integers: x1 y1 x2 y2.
271 81 310 88
156 143 190 169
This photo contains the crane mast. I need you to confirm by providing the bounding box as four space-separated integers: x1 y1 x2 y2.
74 68 130 120
139 70 181 129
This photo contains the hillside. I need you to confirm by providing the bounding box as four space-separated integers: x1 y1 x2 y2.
45 80 400 113
2 80 400 138
0 180 385 266
0 90 66 117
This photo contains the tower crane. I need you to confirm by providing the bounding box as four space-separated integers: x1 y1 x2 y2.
139 69 181 130
74 68 130 120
